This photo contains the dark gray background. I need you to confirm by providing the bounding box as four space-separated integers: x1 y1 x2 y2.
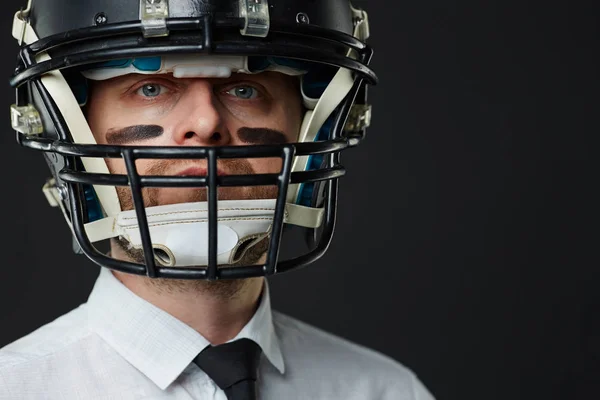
0 1 597 399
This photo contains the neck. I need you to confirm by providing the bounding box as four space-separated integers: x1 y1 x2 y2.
111 270 264 345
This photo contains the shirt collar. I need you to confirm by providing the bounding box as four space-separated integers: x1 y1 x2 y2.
86 267 285 390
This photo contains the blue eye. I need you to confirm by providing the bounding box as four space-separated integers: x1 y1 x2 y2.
227 86 259 100
137 84 167 97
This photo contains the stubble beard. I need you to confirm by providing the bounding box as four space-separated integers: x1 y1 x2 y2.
111 158 276 299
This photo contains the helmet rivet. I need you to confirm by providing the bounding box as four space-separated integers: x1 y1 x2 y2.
296 12 310 24
57 186 68 202
94 12 108 25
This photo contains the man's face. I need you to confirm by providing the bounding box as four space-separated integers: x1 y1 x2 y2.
86 71 303 210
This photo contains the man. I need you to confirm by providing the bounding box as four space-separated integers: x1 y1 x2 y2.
1 1 435 399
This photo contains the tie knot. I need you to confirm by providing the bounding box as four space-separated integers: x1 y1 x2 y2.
193 338 263 391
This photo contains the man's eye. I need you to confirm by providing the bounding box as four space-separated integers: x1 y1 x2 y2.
225 86 259 100
136 84 168 98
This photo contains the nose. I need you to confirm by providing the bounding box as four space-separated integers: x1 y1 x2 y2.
168 80 231 146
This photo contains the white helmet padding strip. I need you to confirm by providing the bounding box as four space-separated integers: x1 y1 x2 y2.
12 12 123 218
84 199 324 267
81 55 307 81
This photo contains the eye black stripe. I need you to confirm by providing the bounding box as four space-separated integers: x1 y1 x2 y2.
105 125 164 145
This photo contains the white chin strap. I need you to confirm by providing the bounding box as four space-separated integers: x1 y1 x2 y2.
84 199 323 267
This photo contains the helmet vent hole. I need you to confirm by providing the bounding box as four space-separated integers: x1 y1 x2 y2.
153 245 176 266
231 234 269 265
232 237 256 263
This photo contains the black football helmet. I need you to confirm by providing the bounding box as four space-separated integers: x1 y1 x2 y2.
9 0 377 280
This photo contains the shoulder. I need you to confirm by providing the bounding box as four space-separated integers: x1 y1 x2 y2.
272 310 411 372
0 303 153 399
272 311 435 400
0 304 90 362
0 304 100 393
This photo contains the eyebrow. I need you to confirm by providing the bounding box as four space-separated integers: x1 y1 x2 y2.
237 127 288 144
105 125 164 145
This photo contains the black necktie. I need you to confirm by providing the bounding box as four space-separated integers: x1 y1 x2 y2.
193 338 262 400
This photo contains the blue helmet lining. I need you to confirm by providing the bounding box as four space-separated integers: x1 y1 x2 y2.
295 116 334 207
83 185 103 223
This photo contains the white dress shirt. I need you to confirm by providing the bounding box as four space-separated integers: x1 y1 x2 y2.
0 267 435 400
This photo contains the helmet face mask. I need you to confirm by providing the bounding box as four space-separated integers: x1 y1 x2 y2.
10 0 377 280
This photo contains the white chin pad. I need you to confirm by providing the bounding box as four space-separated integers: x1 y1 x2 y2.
115 199 277 267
